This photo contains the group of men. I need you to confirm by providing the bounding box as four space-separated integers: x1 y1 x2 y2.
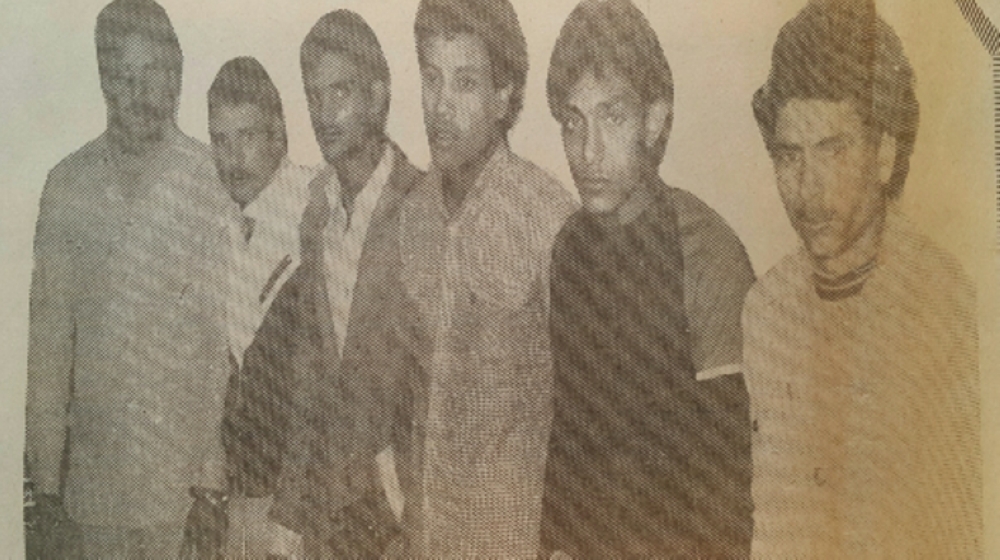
25 0 980 557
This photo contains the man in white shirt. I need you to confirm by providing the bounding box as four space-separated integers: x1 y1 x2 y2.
206 56 314 560
25 1 231 557
267 11 423 559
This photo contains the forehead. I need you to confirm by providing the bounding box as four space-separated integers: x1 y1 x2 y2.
100 32 172 68
774 98 867 144
209 103 272 132
565 67 639 112
418 32 491 72
303 50 363 86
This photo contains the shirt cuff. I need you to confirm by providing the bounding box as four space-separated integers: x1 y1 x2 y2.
695 363 742 381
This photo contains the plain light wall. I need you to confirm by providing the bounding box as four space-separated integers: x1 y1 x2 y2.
1 0 995 554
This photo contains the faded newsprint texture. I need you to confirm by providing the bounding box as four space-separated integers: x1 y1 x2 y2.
0 0 997 558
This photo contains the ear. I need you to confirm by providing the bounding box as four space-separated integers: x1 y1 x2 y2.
876 132 897 186
493 83 513 122
644 98 672 149
369 79 390 121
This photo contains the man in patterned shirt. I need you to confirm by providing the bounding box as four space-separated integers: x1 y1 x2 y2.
743 0 981 556
352 0 576 556
25 0 231 557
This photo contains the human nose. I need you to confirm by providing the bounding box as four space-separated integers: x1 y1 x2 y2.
583 120 603 166
799 149 824 203
220 138 247 168
312 93 341 127
431 82 454 120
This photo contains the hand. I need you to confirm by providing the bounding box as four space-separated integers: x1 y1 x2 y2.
26 493 78 559
266 522 303 560
27 493 68 533
179 487 228 560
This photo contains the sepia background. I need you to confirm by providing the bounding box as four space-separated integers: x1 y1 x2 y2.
1 0 996 555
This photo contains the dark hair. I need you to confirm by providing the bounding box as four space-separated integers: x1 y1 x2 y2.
548 0 674 166
301 10 391 86
414 0 528 134
95 0 182 73
208 57 287 151
753 0 919 198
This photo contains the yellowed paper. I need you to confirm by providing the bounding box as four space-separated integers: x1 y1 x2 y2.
1 0 995 556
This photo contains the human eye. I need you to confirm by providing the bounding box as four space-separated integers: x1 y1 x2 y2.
771 147 800 166
605 110 628 126
331 83 352 101
421 69 440 87
816 136 851 160
561 114 583 134
456 74 479 92
305 89 319 106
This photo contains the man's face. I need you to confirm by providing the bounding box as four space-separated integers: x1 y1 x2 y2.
419 32 510 174
99 33 178 148
559 69 655 214
771 98 892 262
303 51 381 165
209 103 285 208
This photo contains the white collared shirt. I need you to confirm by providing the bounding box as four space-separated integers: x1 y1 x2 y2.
321 143 394 355
228 158 315 364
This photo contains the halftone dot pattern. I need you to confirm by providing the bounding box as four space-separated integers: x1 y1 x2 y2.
954 0 1000 246
26 130 233 534
743 212 981 558
541 185 756 558
397 146 575 557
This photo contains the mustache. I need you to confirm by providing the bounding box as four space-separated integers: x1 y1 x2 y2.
220 168 253 185
795 208 835 224
426 120 461 144
314 125 344 142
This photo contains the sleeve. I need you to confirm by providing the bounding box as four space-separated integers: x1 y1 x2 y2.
191 165 234 493
675 189 755 555
674 190 756 379
269 267 323 534
931 272 981 557
25 169 76 496
740 286 792 559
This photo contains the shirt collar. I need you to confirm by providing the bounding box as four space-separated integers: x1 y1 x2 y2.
424 142 510 222
353 142 394 226
242 157 295 221
322 142 394 231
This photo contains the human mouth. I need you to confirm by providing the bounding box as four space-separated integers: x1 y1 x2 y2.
428 125 460 148
576 177 611 194
223 170 252 188
316 128 343 146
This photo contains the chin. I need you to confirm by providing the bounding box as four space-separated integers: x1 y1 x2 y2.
429 149 462 173
802 237 848 262
581 196 619 215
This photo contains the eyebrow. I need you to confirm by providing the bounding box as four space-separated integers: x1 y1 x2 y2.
598 94 633 110
771 133 851 151
815 133 851 148
565 92 632 114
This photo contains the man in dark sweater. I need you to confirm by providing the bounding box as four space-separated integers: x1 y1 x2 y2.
540 1 755 557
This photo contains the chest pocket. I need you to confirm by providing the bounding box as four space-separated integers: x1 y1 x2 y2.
460 192 538 311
